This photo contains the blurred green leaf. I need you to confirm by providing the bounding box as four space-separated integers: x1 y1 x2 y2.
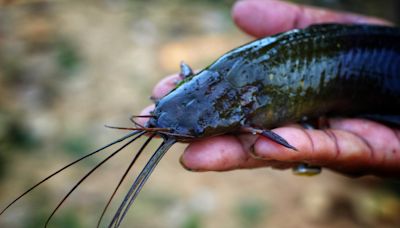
235 198 268 228
52 210 82 228
60 134 94 166
0 111 41 152
182 212 202 228
55 39 82 76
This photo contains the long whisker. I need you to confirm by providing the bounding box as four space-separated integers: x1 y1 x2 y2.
44 131 146 228
131 115 155 118
158 131 195 138
0 130 142 216
109 138 176 228
104 125 170 132
116 138 176 227
105 126 194 139
96 133 156 228
129 116 145 128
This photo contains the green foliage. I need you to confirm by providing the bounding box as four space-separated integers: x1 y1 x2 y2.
235 198 268 228
181 212 202 228
61 134 92 165
21 190 82 228
24 207 82 228
0 111 41 151
0 151 6 179
55 39 82 76
51 210 82 228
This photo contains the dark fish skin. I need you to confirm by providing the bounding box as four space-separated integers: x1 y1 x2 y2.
148 24 400 139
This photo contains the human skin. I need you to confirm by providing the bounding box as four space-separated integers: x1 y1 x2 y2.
141 0 400 177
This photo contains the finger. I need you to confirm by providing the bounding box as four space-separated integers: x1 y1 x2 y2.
253 126 369 165
232 0 392 38
329 118 400 174
252 120 400 176
180 135 274 171
151 74 181 99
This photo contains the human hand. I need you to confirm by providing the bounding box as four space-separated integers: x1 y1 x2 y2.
141 0 399 177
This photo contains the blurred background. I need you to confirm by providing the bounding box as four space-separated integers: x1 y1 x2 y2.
0 0 400 227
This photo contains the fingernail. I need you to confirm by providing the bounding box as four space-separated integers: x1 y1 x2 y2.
249 144 265 159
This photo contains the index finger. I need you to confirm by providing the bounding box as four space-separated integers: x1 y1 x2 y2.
232 0 392 38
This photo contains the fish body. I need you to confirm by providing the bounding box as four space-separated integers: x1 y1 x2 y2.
150 24 400 139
